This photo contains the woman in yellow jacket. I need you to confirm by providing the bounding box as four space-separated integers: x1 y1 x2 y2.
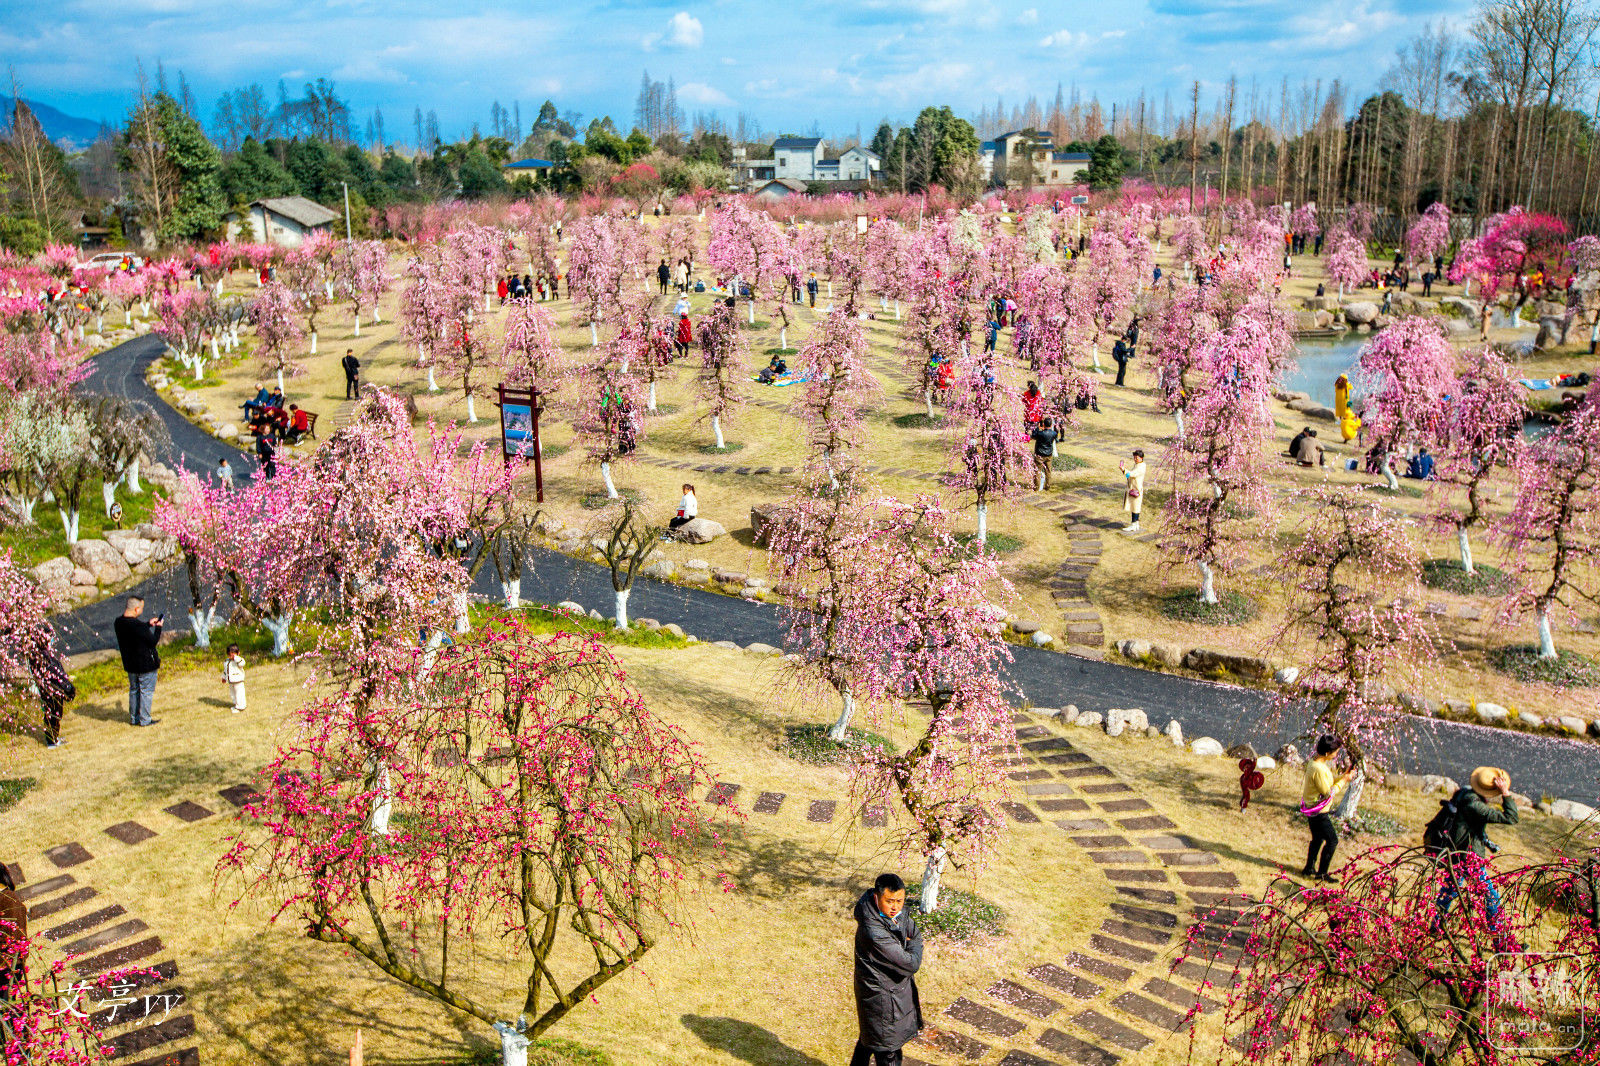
1334 374 1352 420
1299 734 1357 881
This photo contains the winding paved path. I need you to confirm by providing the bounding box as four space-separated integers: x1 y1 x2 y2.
61 334 1600 807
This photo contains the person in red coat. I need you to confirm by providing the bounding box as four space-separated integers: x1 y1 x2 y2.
496 277 509 305
675 313 693 360
1022 381 1044 427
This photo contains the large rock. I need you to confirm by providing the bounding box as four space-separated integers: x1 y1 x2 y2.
1182 647 1273 681
1551 798 1598 822
1555 715 1589 736
1535 316 1572 350
70 567 97 587
1073 712 1104 729
1225 742 1258 761
1419 774 1460 796
1163 720 1184 747
1117 637 1152 660
29 557 74 585
104 530 155 567
661 623 687 639
1475 702 1510 724
1275 743 1303 766
217 423 239 440
1343 301 1380 325
1190 737 1226 756
1030 631 1053 647
69 539 132 585
1149 642 1184 669
1314 309 1335 329
1105 708 1148 737
676 517 727 544
641 559 675 581
1293 310 1320 332
749 502 791 547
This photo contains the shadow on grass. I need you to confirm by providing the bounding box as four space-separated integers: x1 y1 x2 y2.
680 1015 828 1066
123 753 251 802
717 819 856 900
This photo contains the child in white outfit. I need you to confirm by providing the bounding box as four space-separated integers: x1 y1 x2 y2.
222 643 246 713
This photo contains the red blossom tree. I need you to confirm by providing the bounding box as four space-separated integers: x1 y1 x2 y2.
249 282 305 391
943 360 1027 545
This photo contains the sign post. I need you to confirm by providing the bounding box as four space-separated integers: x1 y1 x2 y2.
494 383 544 502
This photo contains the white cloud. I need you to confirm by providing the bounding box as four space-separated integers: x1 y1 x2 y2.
677 80 733 106
1016 8 1038 24
667 11 703 47
333 55 409 84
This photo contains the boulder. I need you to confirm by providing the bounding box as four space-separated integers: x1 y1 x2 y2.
713 570 747 585
1551 799 1598 822
1149 642 1184 668
1343 301 1380 325
661 623 687 639
1475 702 1510 724
1419 774 1459 796
555 600 585 615
536 514 565 537
1314 309 1335 329
1073 712 1103 729
1444 317 1477 338
749 502 790 546
587 608 605 622
1190 736 1226 756
744 577 767 588
1534 316 1569 351
683 558 710 571
1105 708 1148 738
1225 742 1258 761
1287 397 1337 421
1052 705 1080 726
641 559 675 581
1117 638 1152 660
70 567 98 587
745 643 781 655
1293 310 1320 332
28 557 74 586
1556 715 1589 736
636 618 660 629
679 570 708 584
1163 720 1184 747
676 518 726 544
712 640 739 650
1012 619 1042 636
104 530 155 567
1355 323 1371 334
216 423 239 440
1274 667 1300 685
1030 631 1053 647
1518 712 1544 728
1182 647 1272 681
69 539 132 585
1275 743 1303 766
1256 756 1277 771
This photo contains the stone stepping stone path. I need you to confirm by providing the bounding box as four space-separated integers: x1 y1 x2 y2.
806 799 837 823
45 842 94 868
163 801 215 822
105 821 158 846
753 791 785 814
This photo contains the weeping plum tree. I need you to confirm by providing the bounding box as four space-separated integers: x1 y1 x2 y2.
570 357 643 499
944 360 1026 545
695 300 747 450
250 282 304 391
1428 348 1524 576
1358 316 1456 491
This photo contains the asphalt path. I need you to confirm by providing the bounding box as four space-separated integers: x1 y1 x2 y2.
57 334 1600 808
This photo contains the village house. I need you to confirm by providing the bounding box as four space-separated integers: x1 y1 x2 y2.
223 196 341 248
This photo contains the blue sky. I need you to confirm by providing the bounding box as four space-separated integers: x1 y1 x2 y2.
2 0 1469 143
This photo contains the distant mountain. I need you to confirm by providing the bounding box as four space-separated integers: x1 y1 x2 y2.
0 95 112 151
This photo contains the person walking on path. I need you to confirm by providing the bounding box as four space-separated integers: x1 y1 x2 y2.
113 596 162 727
1299 734 1356 882
1030 417 1058 492
255 432 277 479
216 457 234 484
222 643 247 714
657 260 671 296
342 349 361 399
1120 449 1146 533
25 627 74 748
674 259 688 294
1433 766 1519 931
675 313 693 360
851 873 923 1066
1112 336 1133 387
807 274 818 307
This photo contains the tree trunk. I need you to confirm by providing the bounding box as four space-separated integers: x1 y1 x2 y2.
1198 560 1217 604
494 1023 530 1066
589 322 599 346
59 507 79 545
976 502 988 544
1382 457 1399 491
188 605 217 649
15 495 37 523
1457 530 1475 576
277 367 286 391
1537 608 1557 659
427 367 439 392
780 326 787 349
924 388 935 419
466 395 478 423
502 578 521 608
601 462 618 498
614 587 631 629
101 480 117 516
1464 278 1472 297
368 759 392 835
894 300 901 321
826 687 857 742
1090 343 1102 371
452 590 470 634
1174 408 1185 440
124 309 132 326
648 381 657 411
919 846 948 914
193 356 205 382
210 337 219 362
712 415 725 449
485 292 492 313
748 301 755 325
264 614 294 656
353 316 360 337
310 331 318 355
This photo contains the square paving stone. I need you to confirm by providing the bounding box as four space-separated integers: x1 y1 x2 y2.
1071 1009 1153 1052
1110 903 1178 929
1158 851 1219 867
29 885 97 920
1037 1028 1121 1066
753 792 785 815
1088 850 1148 865
861 804 888 828
88 960 180 1004
1187 891 1246 908
1117 815 1179 831
1000 802 1042 824
1135 835 1189 850
43 905 127 942
1100 919 1171 945
1041 752 1092 765
1057 766 1114 779
91 984 186 1028
1014 725 1050 739
806 800 837 823
1037 799 1090 814
1055 818 1111 831
943 997 1026 1038
217 783 261 809
1172 959 1246 989
126 1049 199 1066
1178 871 1241 888
1072 835 1131 848
64 918 149 956
1104 869 1167 884
1115 887 1178 905
162 801 214 823
106 1015 196 1059
1 862 21 886
1143 977 1221 1013
1088 935 1157 965
105 822 157 846
1026 963 1102 1000
987 978 1062 1018
17 874 76 903
1099 798 1154 812
1021 738 1073 752
1024 782 1076 796
996 1052 1057 1066
45 843 93 868
73 936 163 976
707 783 742 807
1080 783 1134 795
1007 769 1054 781
1112 991 1191 1032
1065 952 1134 983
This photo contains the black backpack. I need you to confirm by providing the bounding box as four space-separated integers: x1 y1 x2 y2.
1422 788 1466 854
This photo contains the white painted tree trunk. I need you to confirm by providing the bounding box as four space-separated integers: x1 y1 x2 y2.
1336 772 1365 820
648 381 657 411
780 326 787 349
494 1023 530 1066
614 587 631 629
881 297 888 311
309 331 318 355
1537 609 1557 659
15 495 37 523
373 309 381 323
1198 560 1218 604
101 480 117 516
427 367 439 392
97 315 103 334
58 507 80 544
466 395 478 422
827 281 833 298
920 847 948 914
210 336 219 362
485 292 492 313
601 462 618 498
124 309 132 326
1464 278 1473 297
924 388 935 419
452 590 471 634
1338 283 1345 299
264 614 294 656
1382 458 1399 491
192 356 205 381
1457 530 1475 575
277 368 285 391
353 316 360 337
712 415 725 449
976 502 988 544
747 301 755 325
827 688 857 741
502 579 522 608
368 760 392 835
1091 343 1102 371
188 605 217 649
126 459 142 493
894 300 901 320
1174 408 1186 440
589 321 599 346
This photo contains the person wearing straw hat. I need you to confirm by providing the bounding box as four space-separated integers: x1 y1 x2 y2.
1434 766 1518 929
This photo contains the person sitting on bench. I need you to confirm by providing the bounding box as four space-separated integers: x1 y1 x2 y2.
242 383 271 419
284 404 312 444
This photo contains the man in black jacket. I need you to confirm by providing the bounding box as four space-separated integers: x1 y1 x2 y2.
341 349 361 399
112 596 162 727
25 627 74 747
851 873 923 1065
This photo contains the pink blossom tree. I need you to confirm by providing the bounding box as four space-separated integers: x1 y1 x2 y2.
570 357 644 499
153 287 216 380
399 254 457 392
707 199 786 326
437 308 493 422
695 300 748 450
944 360 1027 544
1405 202 1452 271
249 282 305 391
1158 313 1280 604
1066 231 1142 372
794 305 880 489
220 623 732 1062
279 235 333 354
1429 348 1525 575
1289 202 1320 243
105 270 148 327
1357 316 1458 490
501 297 567 402
1324 233 1369 298
0 546 58 726
0 930 159 1065
566 214 644 345
1495 394 1600 660
330 239 390 335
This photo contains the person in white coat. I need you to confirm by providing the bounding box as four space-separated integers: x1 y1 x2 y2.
1120 448 1146 533
668 484 697 536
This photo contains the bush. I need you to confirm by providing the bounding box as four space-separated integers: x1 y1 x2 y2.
1337 810 1407 837
1421 558 1509 596
955 532 1024 554
1157 589 1258 626
1052 453 1089 472
892 412 946 429
580 487 647 509
696 442 745 455
0 777 38 814
780 722 893 766
1488 646 1600 687
907 882 1007 940
762 347 798 356
478 606 691 650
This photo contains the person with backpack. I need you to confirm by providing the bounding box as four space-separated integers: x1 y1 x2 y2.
1429 766 1519 930
1298 734 1357 882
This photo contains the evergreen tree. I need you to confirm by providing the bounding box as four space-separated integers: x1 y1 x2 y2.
218 137 298 205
